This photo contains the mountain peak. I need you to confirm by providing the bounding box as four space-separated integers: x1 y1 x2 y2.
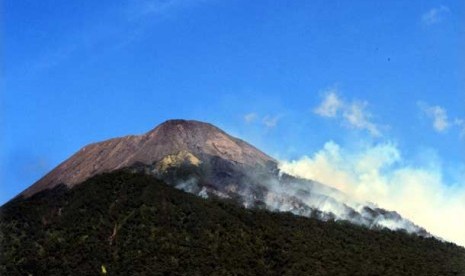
148 119 216 133
21 119 275 197
146 119 231 143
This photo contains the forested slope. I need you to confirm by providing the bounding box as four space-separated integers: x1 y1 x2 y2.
1 171 464 275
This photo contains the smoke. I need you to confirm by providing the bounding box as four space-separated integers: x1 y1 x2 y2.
279 141 465 247
175 177 201 194
174 177 228 199
244 164 424 235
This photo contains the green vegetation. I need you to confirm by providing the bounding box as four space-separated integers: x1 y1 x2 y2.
1 171 465 275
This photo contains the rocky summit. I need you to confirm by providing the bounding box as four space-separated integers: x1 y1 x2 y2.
21 119 275 197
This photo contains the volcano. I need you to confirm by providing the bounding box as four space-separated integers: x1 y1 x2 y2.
18 119 427 235
21 119 275 197
3 119 465 275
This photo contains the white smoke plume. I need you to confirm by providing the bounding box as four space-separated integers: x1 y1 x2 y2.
175 178 200 194
279 141 465 247
248 166 423 235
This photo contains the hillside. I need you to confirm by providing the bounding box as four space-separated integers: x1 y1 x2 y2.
2 170 464 275
21 119 275 197
16 120 429 236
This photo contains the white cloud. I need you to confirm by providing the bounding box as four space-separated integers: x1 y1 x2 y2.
313 90 342 117
314 89 381 136
262 115 280 128
419 102 450 132
243 113 281 128
422 6 450 26
127 0 204 20
419 102 465 139
244 113 258 123
343 101 381 136
279 141 465 247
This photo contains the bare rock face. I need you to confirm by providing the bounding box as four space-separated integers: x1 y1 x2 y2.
21 119 275 197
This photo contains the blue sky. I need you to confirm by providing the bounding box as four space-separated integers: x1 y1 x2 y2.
2 1 465 242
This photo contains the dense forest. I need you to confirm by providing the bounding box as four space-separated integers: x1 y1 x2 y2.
1 171 465 275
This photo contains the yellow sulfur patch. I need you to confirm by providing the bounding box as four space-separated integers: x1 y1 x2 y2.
155 151 201 172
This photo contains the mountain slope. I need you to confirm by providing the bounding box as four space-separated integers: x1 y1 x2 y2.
16 120 427 236
22 119 275 197
2 170 464 275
